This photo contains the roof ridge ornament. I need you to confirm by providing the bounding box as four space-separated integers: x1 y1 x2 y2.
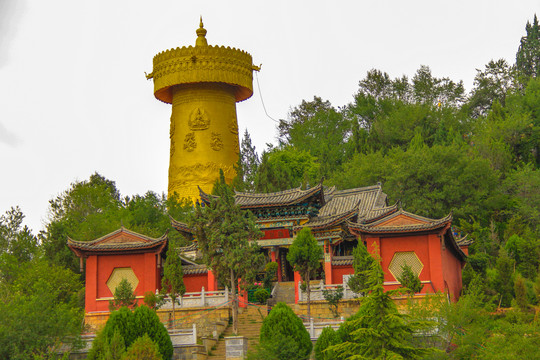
195 16 208 47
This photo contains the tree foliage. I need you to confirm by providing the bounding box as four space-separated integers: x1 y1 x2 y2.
109 278 137 311
397 264 423 295
88 306 172 360
161 236 185 327
287 227 322 319
257 302 312 360
329 257 436 359
190 171 264 334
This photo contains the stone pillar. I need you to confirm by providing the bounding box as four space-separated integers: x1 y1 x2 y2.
225 336 248 359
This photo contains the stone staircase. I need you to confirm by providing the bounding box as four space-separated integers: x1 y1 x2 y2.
270 281 296 305
206 305 266 359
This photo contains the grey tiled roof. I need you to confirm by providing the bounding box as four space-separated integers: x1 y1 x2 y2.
234 183 324 208
349 209 453 234
67 227 167 252
318 184 385 217
183 264 208 275
332 256 354 266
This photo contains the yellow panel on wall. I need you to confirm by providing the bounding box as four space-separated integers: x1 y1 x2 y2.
106 267 139 294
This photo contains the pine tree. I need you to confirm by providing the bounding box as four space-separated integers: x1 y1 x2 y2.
287 227 322 320
517 14 540 79
397 264 423 295
347 243 374 295
236 129 260 192
109 278 137 311
190 171 264 334
161 236 185 328
330 257 436 359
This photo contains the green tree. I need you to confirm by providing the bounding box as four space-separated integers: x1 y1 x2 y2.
287 227 322 320
190 172 264 334
516 14 540 80
329 257 435 359
314 326 339 360
397 264 423 295
467 59 517 118
287 107 352 178
109 278 137 311
255 146 320 192
88 306 172 360
161 237 186 328
234 129 260 192
257 302 312 360
0 258 84 360
347 243 375 295
278 96 333 144
121 334 162 360
322 286 344 318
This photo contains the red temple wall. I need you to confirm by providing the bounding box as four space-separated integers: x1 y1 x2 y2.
378 234 432 283
331 265 354 284
441 242 463 301
183 273 208 293
86 253 159 313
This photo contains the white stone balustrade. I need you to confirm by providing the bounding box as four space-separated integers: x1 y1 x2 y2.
161 286 230 309
303 318 344 340
298 280 360 302
169 323 197 346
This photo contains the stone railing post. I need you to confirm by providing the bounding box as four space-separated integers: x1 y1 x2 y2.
201 287 206 307
225 286 229 303
309 318 314 339
226 336 248 359
298 281 303 301
193 323 197 344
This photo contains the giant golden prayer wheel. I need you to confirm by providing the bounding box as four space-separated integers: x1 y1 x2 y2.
147 18 259 201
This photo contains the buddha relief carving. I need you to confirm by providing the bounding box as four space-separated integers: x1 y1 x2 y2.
189 107 210 131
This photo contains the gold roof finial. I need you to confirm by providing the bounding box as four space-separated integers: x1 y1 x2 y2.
195 16 208 47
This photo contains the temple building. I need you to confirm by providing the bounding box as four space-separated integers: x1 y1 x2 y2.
175 183 470 302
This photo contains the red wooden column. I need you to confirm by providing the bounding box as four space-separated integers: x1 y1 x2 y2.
324 240 333 285
85 256 97 312
207 269 217 291
294 271 301 303
271 247 282 282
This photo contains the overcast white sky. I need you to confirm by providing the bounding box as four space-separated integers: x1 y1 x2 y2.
0 0 538 233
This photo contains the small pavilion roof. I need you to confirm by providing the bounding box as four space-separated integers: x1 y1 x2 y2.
170 216 193 235
299 184 389 231
348 209 453 234
318 184 387 217
199 183 325 209
67 227 167 257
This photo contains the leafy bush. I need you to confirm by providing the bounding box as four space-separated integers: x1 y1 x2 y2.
259 302 312 360
121 334 162 360
322 286 344 318
314 326 339 360
88 306 172 360
254 288 270 304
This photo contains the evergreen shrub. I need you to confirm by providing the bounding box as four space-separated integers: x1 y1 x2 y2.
121 334 162 360
314 326 339 360
254 288 270 304
87 306 172 360
259 302 312 360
